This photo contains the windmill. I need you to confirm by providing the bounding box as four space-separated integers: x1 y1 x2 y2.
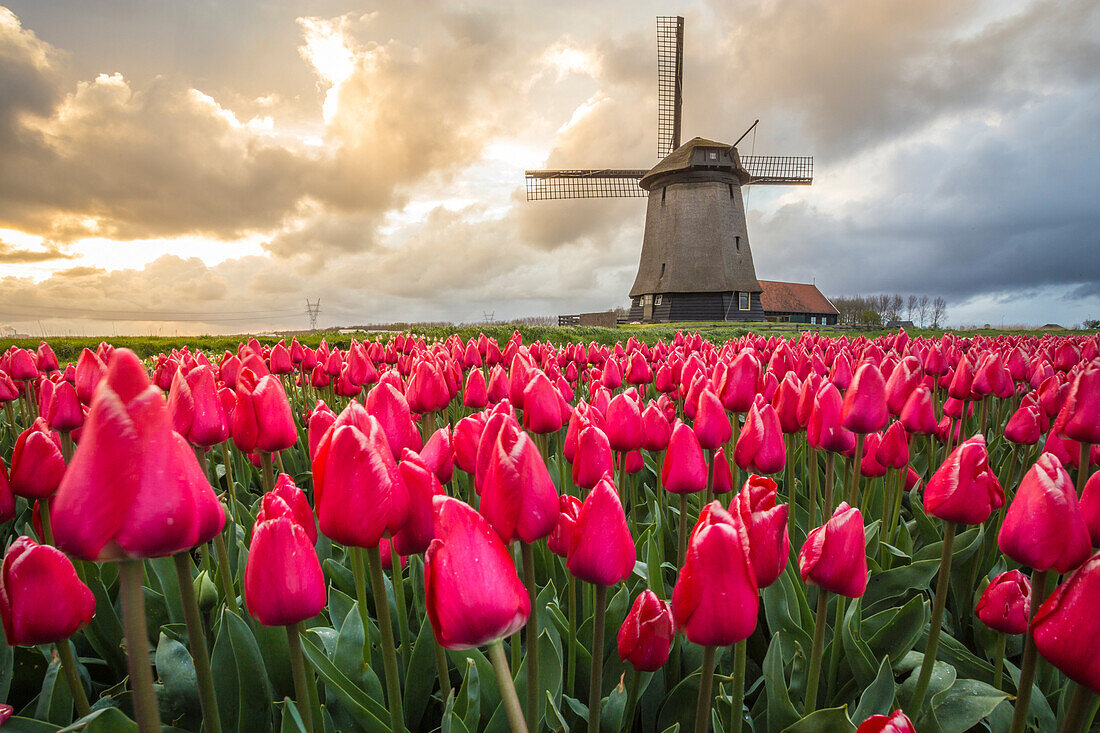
525 16 813 322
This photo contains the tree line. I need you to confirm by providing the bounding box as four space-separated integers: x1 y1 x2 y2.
830 294 948 328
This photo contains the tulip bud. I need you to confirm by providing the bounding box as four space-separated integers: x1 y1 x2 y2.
245 497 326 626
312 402 410 549
232 369 297 453
732 475 789 587
998 453 1091 572
1080 471 1100 547
734 400 786 474
799 502 868 598
194 570 218 612
0 536 95 645
46 381 83 433
307 401 336 461
899 385 938 436
420 426 454 484
672 501 758 645
407 359 451 414
694 388 732 449
366 382 422 458
9 418 65 499
808 382 856 454
641 401 671 451
463 369 489 409
1053 359 1100 444
1031 552 1100 694
481 424 559 544
771 373 803 434
855 710 916 733
975 570 1030 635
521 371 564 434
617 590 675 672
52 349 225 561
567 476 635 585
712 449 734 494
271 474 317 545
875 422 909 470
547 494 582 558
841 363 888 434
425 496 530 649
662 420 708 494
1004 403 1044 445
924 435 1004 525
604 393 645 452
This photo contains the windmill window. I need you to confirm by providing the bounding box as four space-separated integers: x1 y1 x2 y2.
660 263 666 278
728 184 734 198
661 187 666 203
654 294 662 306
708 151 717 161
735 236 741 251
739 292 750 310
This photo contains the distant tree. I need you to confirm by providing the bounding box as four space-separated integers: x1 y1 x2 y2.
860 308 882 326
918 296 930 327
931 297 947 328
907 295 918 321
1083 318 1099 330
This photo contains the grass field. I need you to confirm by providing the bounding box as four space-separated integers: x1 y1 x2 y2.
0 322 1082 361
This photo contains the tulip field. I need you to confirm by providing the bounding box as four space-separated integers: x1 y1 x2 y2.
1 328 1099 733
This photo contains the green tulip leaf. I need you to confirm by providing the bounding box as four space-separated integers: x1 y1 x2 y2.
299 631 390 733
865 595 928 664
210 609 274 733
279 699 309 733
403 617 438 732
58 707 139 732
764 633 801 732
779 705 856 733
852 656 895 722
155 633 200 729
926 678 1006 733
34 658 73 727
454 658 480 731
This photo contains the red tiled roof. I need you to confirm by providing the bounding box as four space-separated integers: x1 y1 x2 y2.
757 280 839 315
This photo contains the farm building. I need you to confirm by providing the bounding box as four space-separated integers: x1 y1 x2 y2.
757 280 839 325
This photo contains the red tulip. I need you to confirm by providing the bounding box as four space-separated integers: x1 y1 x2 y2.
312 402 410 549
0 461 14 524
717 351 759 413
661 420 708 494
672 501 758 645
407 359 451 414
924 435 1004 525
367 382 422 458
74 348 106 405
1005 403 1044 445
876 421 909 469
232 369 297 453
617 590 675 672
271 474 317 545
547 494 582 558
799 502 868 598
463 369 489 408
694 388 732 449
975 570 1030 635
167 365 229 447
841 363 888 434
771 373 803 434
35 342 58 372
885 358 921 416
1031 551 1100 693
829 352 853 390
0 536 95 645
712 449 734 494
307 400 336 461
604 392 645 452
642 401 671 451
734 400 786 474
52 349 225 561
948 356 975 400
245 495 326 626
732 475 789 587
481 423 559 544
268 342 293 375
573 425 614 491
425 496 530 649
998 453 1090 572
566 476 635 585
808 382 856 453
7 349 36 380
453 413 486 475
899 385 938 435
1053 359 1100 444
46 380 83 433
0 372 17 403
521 370 564 434
856 710 916 733
1080 471 1100 547
9 418 65 499
420 426 454 484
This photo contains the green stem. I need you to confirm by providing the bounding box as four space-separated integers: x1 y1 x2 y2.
623 667 642 733
3 402 16 440
286 622 315 733
261 452 275 493
351 547 371 665
119 560 162 733
826 595 845 693
39 497 54 546
489 640 530 733
589 584 608 733
678 494 689 567
804 589 829 714
221 442 238 521
1062 682 1097 733
59 431 75 462
807 446 820 531
366 546 405 733
521 542 540 731
1009 569 1049 733
694 645 717 733
729 639 746 733
173 553 222 733
390 543 409 669
908 521 957 714
848 433 864 506
822 452 835 515
56 639 91 718
567 574 577 698
1078 443 1092 496
992 632 1006 691
212 531 240 615
434 635 452 705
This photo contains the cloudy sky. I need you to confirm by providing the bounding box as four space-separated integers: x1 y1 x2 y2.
0 0 1097 335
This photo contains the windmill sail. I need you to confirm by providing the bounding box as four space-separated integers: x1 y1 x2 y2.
524 170 648 200
656 16 684 159
741 155 814 185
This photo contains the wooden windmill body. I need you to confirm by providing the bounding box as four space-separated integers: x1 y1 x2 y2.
525 16 814 323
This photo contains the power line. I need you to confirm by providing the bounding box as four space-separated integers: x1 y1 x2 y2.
305 299 321 330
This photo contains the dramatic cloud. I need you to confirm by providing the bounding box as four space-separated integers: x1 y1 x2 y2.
0 0 1097 334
